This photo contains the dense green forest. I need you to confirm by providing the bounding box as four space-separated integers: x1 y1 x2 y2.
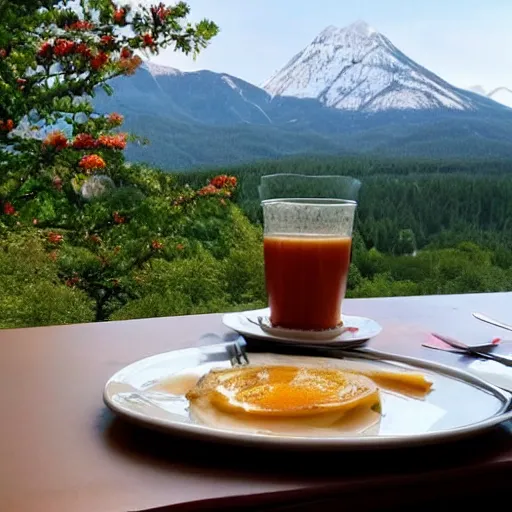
177 156 512 251
2 151 512 329
173 156 512 299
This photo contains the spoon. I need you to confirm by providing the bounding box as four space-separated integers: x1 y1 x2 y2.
473 312 512 333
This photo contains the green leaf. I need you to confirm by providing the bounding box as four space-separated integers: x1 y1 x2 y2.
71 174 88 194
101 83 114 96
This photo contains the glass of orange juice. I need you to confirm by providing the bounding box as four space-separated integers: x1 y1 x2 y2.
262 198 357 331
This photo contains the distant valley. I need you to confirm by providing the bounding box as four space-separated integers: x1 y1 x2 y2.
93 21 512 170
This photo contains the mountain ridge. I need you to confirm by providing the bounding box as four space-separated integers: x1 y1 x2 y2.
468 85 512 108
91 23 512 169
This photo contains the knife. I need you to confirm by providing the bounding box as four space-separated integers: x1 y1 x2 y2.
472 312 512 333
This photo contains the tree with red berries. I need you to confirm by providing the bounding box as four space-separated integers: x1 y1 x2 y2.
0 1 267 328
0 1 217 193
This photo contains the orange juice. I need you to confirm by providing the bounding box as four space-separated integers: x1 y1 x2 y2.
264 235 352 330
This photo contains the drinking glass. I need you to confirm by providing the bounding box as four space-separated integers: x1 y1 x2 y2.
262 198 357 331
259 174 361 202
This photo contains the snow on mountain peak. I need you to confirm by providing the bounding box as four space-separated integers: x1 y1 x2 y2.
262 21 474 112
345 20 377 37
143 61 182 77
317 20 376 42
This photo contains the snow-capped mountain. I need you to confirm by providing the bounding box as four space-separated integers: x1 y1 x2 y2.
469 85 512 108
263 21 476 112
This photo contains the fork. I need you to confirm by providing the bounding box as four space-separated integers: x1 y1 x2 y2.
431 332 512 367
226 340 250 367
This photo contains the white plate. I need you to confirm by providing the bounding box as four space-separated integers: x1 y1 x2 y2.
104 345 512 451
222 308 382 347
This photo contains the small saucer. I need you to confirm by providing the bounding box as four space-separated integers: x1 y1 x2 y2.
222 308 382 347
256 316 350 340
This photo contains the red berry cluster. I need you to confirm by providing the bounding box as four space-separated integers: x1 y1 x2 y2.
118 54 142 75
100 35 115 46
113 212 126 224
72 133 97 150
2 201 16 215
79 154 106 172
142 33 155 47
66 275 80 287
98 133 127 150
37 39 109 71
198 184 219 196
66 20 94 31
151 3 172 22
120 47 132 60
72 132 127 150
0 119 14 132
43 131 68 151
210 175 237 189
107 113 124 126
113 8 126 25
90 51 109 71
197 175 238 197
37 42 52 59
75 43 92 59
48 232 64 244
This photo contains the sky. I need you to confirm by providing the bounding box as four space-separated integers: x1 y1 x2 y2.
141 0 512 91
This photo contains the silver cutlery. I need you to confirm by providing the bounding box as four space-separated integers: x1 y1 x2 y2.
431 332 512 367
423 337 500 353
226 339 250 366
472 312 512 333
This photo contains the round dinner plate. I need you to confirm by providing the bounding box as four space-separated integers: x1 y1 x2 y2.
222 308 382 347
104 345 512 451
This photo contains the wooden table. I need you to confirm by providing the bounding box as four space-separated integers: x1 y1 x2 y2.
1 293 512 511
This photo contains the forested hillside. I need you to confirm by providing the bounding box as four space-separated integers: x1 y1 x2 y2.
175 156 512 299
